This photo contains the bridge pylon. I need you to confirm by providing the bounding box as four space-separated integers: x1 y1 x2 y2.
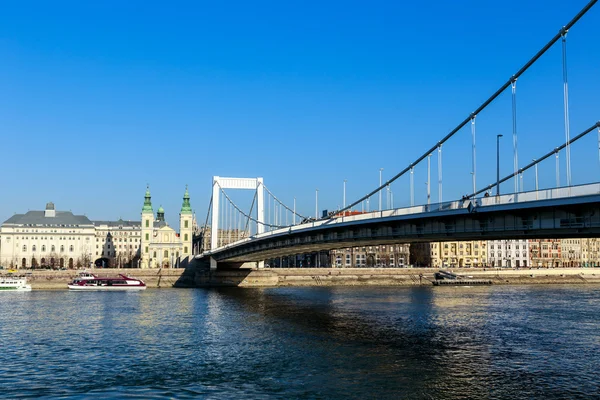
210 176 264 270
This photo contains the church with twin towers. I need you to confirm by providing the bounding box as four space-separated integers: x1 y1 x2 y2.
140 186 194 269
0 186 194 269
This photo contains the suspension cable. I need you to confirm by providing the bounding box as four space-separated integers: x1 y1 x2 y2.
217 182 284 229
262 183 308 220
512 79 519 194
244 191 257 234
562 29 572 187
335 0 597 218
200 194 213 253
471 115 476 194
470 121 600 198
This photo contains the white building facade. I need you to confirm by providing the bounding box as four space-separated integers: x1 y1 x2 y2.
1 187 194 269
0 202 96 269
487 239 530 268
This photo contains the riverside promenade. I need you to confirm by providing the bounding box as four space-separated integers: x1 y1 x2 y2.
3 267 600 289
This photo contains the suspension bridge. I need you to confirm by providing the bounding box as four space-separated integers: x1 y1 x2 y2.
195 0 600 270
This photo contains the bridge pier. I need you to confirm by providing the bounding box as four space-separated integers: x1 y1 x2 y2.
210 256 263 270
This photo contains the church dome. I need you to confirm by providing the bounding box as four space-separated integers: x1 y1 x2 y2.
158 206 165 213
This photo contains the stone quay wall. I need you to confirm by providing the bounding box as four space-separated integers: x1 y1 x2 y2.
187 267 600 288
1 268 184 290
4 266 600 289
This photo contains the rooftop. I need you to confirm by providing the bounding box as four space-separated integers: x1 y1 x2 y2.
3 210 93 226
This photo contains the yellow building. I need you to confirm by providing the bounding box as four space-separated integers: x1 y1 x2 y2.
140 186 193 268
429 241 487 268
581 238 600 267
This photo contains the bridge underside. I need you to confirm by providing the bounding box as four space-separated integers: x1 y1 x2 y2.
206 197 600 264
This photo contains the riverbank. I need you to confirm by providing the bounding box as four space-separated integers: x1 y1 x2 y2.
3 267 600 289
0 268 183 290
182 267 600 288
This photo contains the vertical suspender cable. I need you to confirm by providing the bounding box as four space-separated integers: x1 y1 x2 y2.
233 206 237 241
202 195 212 253
562 29 572 187
471 116 477 194
224 200 227 244
410 167 414 206
427 154 431 205
438 145 443 203
512 79 519 194
555 149 560 188
228 202 232 244
336 0 597 215
219 191 224 246
597 127 600 167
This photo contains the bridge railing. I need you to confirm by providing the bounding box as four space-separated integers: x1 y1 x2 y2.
204 182 600 255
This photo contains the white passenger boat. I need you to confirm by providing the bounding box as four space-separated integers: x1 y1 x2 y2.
67 271 146 291
0 276 32 291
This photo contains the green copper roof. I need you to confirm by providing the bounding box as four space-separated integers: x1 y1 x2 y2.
180 185 192 214
157 205 165 222
142 185 153 213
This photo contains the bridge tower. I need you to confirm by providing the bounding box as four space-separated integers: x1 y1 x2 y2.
210 176 264 270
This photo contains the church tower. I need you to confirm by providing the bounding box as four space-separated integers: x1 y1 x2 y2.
157 205 165 222
141 185 154 269
179 185 193 258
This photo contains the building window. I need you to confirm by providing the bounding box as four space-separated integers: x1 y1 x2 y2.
146 220 149 228
42 245 46 252
184 246 188 254
69 245 74 252
184 234 188 241
145 233 149 241
153 251 157 258
164 250 168 258
145 247 148 253
32 245 37 252
185 220 189 228
51 245 55 252
22 245 27 252
60 246 65 253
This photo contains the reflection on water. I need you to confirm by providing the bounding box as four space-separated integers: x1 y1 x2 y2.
0 286 599 399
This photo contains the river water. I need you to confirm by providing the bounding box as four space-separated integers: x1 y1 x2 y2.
0 285 599 399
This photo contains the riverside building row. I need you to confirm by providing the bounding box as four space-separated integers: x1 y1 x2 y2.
0 187 194 269
411 239 600 268
193 224 600 268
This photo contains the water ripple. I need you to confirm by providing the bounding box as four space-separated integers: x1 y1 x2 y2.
0 286 599 399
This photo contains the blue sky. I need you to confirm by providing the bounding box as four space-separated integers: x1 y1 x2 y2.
1 0 599 229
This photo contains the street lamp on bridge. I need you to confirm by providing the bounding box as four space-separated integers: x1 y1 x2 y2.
497 134 503 196
343 179 347 209
315 188 318 219
379 168 384 210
